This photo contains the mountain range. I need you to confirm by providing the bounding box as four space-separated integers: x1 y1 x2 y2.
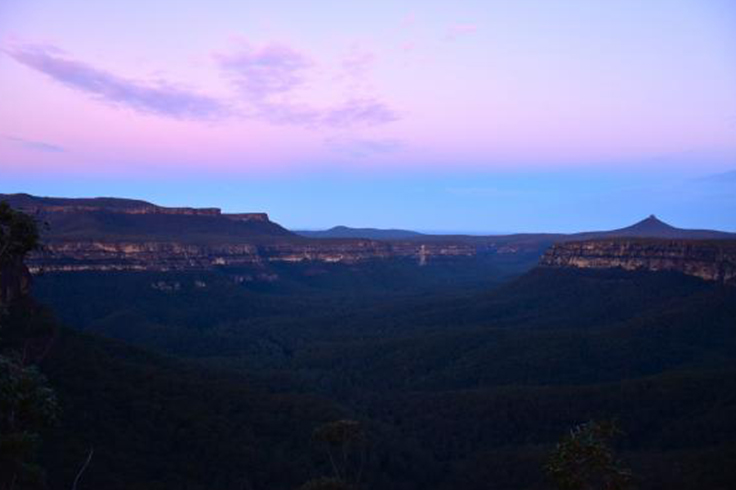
3 194 734 243
2 193 734 285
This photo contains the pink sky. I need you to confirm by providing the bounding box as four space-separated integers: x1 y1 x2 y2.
1 0 734 179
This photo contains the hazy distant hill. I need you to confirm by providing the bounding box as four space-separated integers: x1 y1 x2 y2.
297 215 735 242
4 193 733 244
296 225 425 240
573 214 736 240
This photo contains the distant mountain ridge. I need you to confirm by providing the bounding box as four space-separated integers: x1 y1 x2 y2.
1 193 734 275
574 214 736 240
296 225 425 240
295 215 735 241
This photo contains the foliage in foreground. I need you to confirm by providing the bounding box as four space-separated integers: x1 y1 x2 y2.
1 203 58 490
546 420 633 490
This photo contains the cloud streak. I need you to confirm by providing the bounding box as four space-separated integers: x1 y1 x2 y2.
4 135 65 153
4 44 229 120
4 42 398 129
446 23 479 41
216 42 398 128
326 136 403 158
217 43 312 100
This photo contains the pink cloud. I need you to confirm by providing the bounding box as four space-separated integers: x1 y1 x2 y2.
4 44 230 120
216 43 312 99
326 136 403 158
4 40 398 132
340 46 376 82
446 24 479 41
216 42 398 129
400 12 417 28
3 135 65 153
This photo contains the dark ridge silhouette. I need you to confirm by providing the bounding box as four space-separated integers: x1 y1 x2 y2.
0 193 159 211
573 214 736 240
0 193 296 243
296 225 425 240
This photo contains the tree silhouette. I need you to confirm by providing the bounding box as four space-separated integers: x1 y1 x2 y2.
545 420 633 490
296 476 351 490
0 202 40 266
310 420 366 489
0 204 58 490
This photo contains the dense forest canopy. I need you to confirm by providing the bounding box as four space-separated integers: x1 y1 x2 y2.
1 202 735 489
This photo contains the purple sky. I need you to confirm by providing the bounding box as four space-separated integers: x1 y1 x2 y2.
1 0 735 231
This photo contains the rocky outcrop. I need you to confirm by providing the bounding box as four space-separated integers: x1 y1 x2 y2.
541 239 736 283
35 204 222 216
225 213 271 223
28 242 262 272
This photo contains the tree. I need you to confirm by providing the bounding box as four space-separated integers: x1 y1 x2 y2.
296 476 351 490
0 354 59 490
0 202 40 266
545 420 633 490
0 204 58 490
311 420 366 488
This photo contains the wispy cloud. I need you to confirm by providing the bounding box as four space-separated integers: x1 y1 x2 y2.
446 187 529 198
4 41 398 129
340 46 375 83
445 23 479 41
216 41 398 128
3 135 65 153
4 44 229 120
696 170 736 184
400 13 417 28
326 136 403 158
216 43 312 100
323 98 397 127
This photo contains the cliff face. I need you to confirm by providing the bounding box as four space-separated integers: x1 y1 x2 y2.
0 195 549 273
541 239 736 283
28 239 520 272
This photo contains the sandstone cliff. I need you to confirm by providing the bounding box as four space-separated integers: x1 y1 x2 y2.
27 239 514 272
8 194 735 277
0 194 552 273
541 239 736 283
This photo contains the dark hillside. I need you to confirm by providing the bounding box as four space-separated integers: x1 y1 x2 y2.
23 266 736 490
1 299 343 490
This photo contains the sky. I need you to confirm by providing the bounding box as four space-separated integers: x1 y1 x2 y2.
1 0 735 232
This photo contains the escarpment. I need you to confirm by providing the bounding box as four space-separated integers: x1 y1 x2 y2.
541 239 736 283
28 239 508 272
0 194 552 273
6 194 735 278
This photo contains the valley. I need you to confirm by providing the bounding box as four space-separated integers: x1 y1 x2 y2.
2 196 735 490
5 3 733 489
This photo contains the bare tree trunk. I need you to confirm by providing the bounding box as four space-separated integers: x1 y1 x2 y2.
72 447 94 490
327 448 341 481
